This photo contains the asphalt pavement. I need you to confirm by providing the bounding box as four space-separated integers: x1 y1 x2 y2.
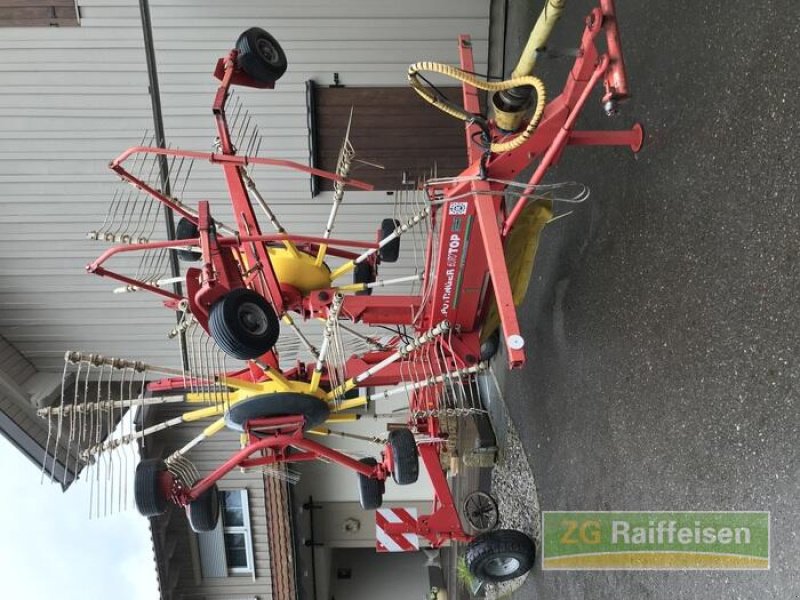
493 1 799 598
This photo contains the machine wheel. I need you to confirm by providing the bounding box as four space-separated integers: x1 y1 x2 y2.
479 329 501 361
466 529 536 583
379 219 401 263
463 491 499 532
134 458 169 517
209 288 280 360
187 484 220 533
353 261 375 296
387 429 419 485
236 27 288 84
224 392 330 432
357 457 384 510
175 217 201 262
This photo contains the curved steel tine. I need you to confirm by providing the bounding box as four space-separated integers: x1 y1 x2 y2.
62 360 82 485
221 350 230 412
43 359 69 483
179 158 194 199
200 333 212 405
97 131 148 239
236 112 252 153
158 248 172 283
95 188 122 240
228 96 243 143
212 341 225 409
188 322 199 393
111 136 157 241
135 144 175 241
244 125 258 160
134 244 156 286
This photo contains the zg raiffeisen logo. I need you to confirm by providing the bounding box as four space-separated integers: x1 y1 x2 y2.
542 511 769 570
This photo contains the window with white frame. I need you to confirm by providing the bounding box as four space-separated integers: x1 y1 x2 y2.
196 489 255 577
221 489 254 573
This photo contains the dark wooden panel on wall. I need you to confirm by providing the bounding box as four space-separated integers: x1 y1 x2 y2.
0 1 79 27
314 86 470 191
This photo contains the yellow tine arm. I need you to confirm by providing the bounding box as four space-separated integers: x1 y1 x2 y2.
223 376 267 393
335 282 367 293
331 396 368 412
325 413 360 423
182 404 223 423
202 417 227 437
314 243 329 266
330 259 356 281
309 369 323 393
325 379 358 402
261 365 292 391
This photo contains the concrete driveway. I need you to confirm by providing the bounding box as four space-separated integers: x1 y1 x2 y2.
493 1 799 597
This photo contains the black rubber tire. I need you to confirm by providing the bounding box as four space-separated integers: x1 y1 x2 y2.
357 457 384 510
388 428 419 485
235 27 288 84
466 529 536 583
209 287 280 360
480 329 501 361
187 484 220 533
353 261 374 296
379 219 401 263
134 458 169 517
175 217 201 262
225 392 330 432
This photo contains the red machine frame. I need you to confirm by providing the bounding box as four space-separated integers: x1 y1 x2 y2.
98 0 639 548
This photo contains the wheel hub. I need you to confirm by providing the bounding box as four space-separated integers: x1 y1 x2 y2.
257 39 279 65
485 556 521 577
237 301 269 335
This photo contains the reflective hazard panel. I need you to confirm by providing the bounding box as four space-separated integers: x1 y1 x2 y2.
375 508 419 552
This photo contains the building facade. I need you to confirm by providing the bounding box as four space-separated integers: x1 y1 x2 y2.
0 1 491 598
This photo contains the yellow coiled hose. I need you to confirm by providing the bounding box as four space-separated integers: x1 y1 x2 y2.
407 61 546 153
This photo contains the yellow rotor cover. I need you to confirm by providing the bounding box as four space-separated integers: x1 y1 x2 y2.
268 247 332 294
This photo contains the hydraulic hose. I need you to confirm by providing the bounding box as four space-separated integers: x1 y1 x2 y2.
407 61 546 153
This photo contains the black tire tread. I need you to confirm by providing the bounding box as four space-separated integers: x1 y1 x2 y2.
134 458 168 517
209 287 280 361
187 484 220 533
480 329 501 361
225 392 330 432
379 218 401 263
353 261 374 296
466 529 536 583
388 428 419 485
357 457 384 510
235 27 288 84
175 217 201 262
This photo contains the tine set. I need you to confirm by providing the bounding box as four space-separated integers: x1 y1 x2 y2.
260 465 301 485
38 352 185 516
392 186 432 297
164 452 200 487
88 131 196 246
184 319 230 411
227 93 263 166
322 109 356 241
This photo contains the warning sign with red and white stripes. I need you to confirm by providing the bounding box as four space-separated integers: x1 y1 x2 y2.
375 508 419 552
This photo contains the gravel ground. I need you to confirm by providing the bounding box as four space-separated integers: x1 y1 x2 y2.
484 424 540 600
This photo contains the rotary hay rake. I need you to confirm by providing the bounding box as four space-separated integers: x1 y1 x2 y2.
39 0 641 584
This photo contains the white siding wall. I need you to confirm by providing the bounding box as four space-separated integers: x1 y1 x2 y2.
0 0 489 373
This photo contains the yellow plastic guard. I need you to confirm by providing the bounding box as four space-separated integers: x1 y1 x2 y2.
481 199 553 342
269 247 331 294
